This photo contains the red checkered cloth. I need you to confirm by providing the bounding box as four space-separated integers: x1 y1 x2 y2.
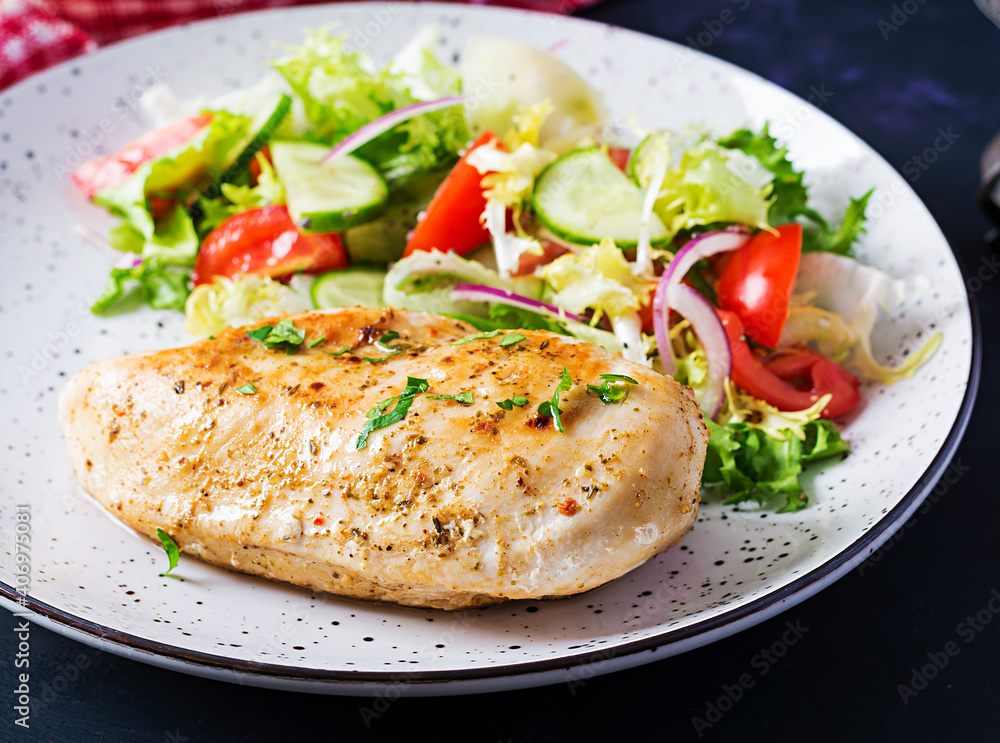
0 1 96 89
0 0 600 90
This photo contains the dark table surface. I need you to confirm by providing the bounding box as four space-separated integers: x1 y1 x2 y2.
3 1 999 740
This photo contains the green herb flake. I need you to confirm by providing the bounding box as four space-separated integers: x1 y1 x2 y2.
326 347 352 356
155 527 180 576
362 331 404 363
428 392 474 405
375 331 401 352
599 374 638 385
498 332 527 348
356 376 430 450
246 325 273 342
536 367 573 432
366 396 397 419
587 374 639 405
236 383 257 395
452 330 504 345
495 395 529 411
309 335 326 348
248 319 306 354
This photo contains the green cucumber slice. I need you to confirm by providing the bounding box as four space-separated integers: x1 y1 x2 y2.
311 267 386 309
531 147 670 247
271 141 388 234
342 169 447 265
204 93 292 197
628 133 655 186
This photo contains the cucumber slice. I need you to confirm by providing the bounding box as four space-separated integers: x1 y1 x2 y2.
342 169 447 265
271 141 388 234
204 93 292 197
311 267 386 309
531 147 670 247
628 132 670 188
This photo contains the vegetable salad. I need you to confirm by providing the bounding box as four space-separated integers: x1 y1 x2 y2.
72 25 940 513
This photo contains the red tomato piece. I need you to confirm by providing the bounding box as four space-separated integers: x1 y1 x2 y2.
403 131 503 257
72 115 213 199
809 359 862 417
718 309 860 418
192 205 348 286
248 145 271 186
607 146 632 172
510 239 571 277
764 347 826 383
717 223 803 348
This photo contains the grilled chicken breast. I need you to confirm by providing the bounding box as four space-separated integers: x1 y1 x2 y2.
58 308 708 609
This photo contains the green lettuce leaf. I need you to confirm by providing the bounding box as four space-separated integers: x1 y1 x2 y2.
719 124 873 256
92 259 191 314
91 208 199 315
270 26 467 184
94 111 250 239
800 190 873 255
652 140 773 235
703 419 849 513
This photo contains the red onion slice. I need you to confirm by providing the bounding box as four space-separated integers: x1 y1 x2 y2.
653 230 750 376
669 284 732 419
322 96 470 163
450 283 584 324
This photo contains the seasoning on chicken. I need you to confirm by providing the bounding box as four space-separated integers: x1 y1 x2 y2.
58 307 708 609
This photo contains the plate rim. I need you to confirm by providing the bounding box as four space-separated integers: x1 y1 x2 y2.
0 0 983 690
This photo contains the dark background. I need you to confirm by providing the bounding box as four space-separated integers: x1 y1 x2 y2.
3 0 999 740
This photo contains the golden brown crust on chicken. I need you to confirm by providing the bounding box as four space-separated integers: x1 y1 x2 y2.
58 307 708 609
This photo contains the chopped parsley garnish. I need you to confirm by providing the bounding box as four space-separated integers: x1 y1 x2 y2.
498 332 527 347
309 336 326 348
452 330 504 345
587 374 639 404
536 367 573 432
375 331 400 352
599 374 638 384
326 347 351 356
155 528 180 576
428 392 475 405
247 319 305 354
236 383 257 395
495 395 529 411
366 396 396 419
362 331 404 363
356 376 429 450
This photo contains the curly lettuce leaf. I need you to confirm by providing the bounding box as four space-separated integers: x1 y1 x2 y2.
539 237 652 321
184 274 311 337
719 124 873 256
704 418 849 513
271 25 467 184
91 207 200 314
92 259 190 314
651 140 773 236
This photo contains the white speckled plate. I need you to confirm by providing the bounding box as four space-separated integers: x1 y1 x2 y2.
0 2 979 695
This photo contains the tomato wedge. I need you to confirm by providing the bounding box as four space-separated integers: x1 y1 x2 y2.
403 131 502 257
248 145 271 185
192 205 348 286
718 310 860 418
607 146 631 172
717 223 803 348
72 115 213 199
